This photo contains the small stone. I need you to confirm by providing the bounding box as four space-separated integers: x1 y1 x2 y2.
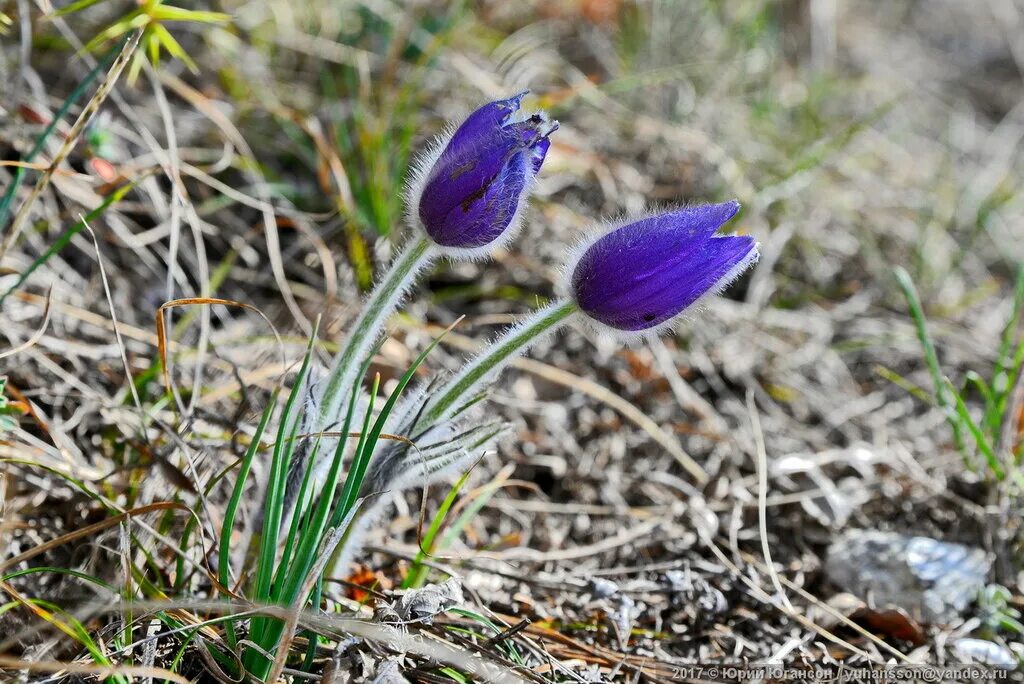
371 659 411 684
394 577 464 623
589 577 620 599
825 530 991 623
953 638 1018 670
664 568 728 615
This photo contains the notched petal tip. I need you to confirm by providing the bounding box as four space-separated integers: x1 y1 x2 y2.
706 199 742 230
488 91 528 126
720 198 741 217
446 93 530 155
707 234 759 275
504 89 530 110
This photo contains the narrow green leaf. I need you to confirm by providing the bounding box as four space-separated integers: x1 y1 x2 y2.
219 390 278 593
246 327 318 665
149 6 231 24
2 566 116 593
144 29 158 63
448 607 524 664
438 666 469 683
151 23 198 72
82 13 147 54
990 263 1024 434
437 463 504 554
894 267 966 451
51 0 107 17
272 434 323 600
403 468 474 589
0 179 140 308
965 371 995 417
948 379 1004 479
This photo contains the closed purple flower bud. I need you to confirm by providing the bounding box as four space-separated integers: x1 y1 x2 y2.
569 201 758 332
412 92 557 253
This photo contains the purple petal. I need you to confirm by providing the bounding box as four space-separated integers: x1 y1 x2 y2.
426 152 529 248
571 203 754 331
446 91 527 154
418 95 556 249
529 136 551 177
419 126 523 233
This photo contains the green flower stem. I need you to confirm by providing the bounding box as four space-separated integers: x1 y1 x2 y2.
421 299 579 427
317 235 434 430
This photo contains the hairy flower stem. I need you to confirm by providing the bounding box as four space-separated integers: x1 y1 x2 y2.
420 299 578 427
318 235 434 429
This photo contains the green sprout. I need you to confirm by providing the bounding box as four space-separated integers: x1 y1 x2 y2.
53 0 230 83
0 378 26 434
895 265 1024 482
977 584 1024 637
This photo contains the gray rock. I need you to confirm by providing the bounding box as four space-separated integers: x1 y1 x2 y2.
589 577 620 599
394 577 464 624
953 638 1018 670
825 530 991 623
370 659 411 684
664 569 728 615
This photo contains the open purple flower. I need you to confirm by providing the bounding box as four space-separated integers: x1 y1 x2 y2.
569 201 758 332
414 92 557 252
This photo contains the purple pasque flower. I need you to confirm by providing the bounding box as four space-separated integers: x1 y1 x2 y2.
414 92 557 252
569 201 758 332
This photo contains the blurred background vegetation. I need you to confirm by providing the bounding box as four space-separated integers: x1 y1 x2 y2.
2 0 1023 679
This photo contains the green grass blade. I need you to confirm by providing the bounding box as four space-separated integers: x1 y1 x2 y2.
437 468 504 555
995 263 1024 377
948 379 1004 479
325 339 383 533
990 263 1024 434
250 324 456 675
219 390 278 592
438 666 470 683
19 598 127 683
334 375 380 524
965 371 995 417
248 338 383 678
2 566 116 593
149 5 231 24
246 328 318 665
403 467 474 589
894 266 966 451
0 179 140 308
273 435 325 597
251 497 365 679
448 607 524 665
